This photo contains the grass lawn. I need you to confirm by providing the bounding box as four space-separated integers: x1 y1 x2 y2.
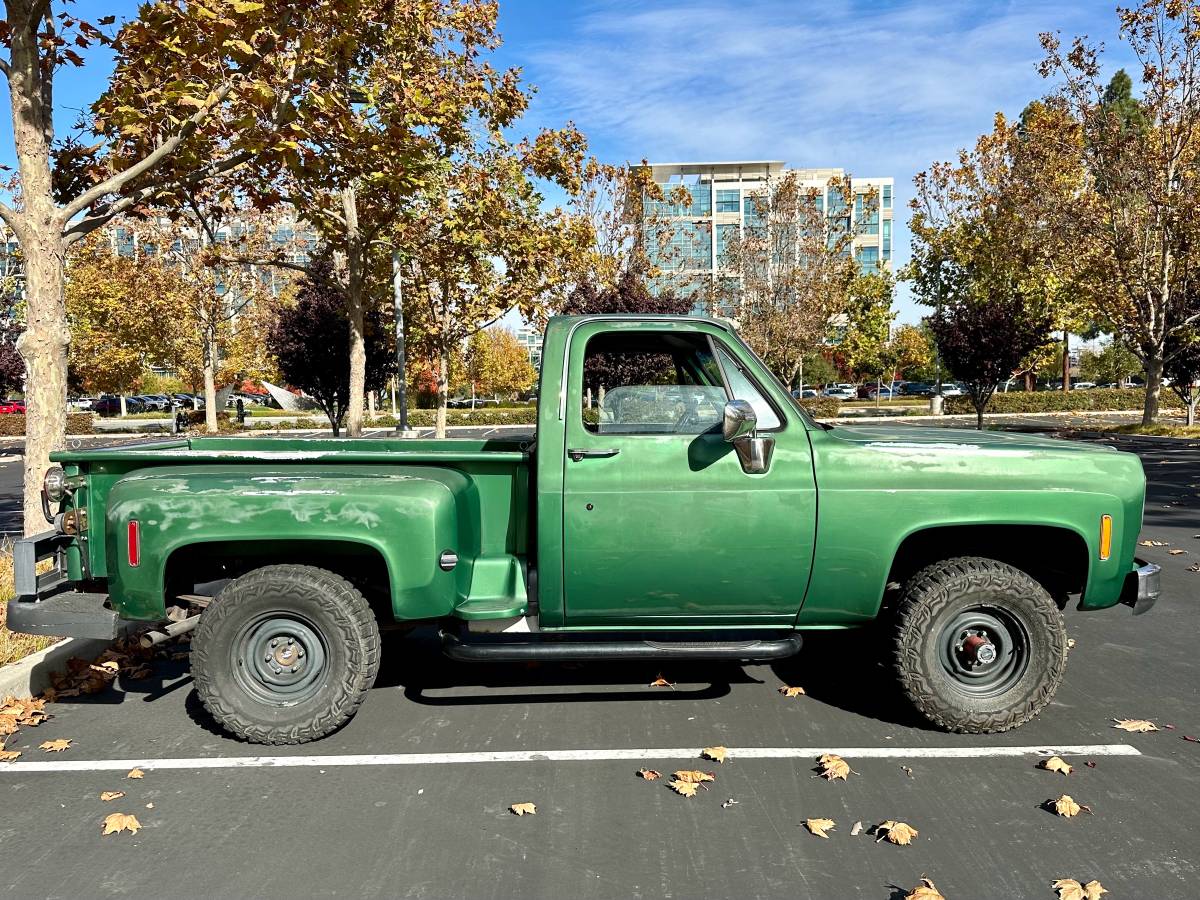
0 544 56 667
1110 423 1200 438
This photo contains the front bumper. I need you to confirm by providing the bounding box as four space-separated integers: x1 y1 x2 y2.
1119 558 1161 616
6 529 125 640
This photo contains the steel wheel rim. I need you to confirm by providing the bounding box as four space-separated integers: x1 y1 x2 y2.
936 606 1030 698
232 613 328 706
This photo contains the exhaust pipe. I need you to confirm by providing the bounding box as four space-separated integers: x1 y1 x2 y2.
139 615 200 649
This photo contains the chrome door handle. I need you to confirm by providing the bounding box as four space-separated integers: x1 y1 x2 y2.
567 448 620 462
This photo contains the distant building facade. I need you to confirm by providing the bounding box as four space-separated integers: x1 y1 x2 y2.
515 324 542 369
640 160 894 314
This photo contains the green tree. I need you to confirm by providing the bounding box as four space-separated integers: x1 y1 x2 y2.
466 328 536 398
1079 341 1141 385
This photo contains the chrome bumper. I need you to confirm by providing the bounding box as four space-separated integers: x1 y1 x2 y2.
1120 559 1161 616
6 529 122 640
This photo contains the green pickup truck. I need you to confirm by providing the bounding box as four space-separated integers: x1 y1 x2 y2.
9 315 1160 744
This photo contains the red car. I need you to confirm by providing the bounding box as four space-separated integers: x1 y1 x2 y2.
0 399 26 414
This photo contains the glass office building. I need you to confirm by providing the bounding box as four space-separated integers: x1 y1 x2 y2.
640 161 895 315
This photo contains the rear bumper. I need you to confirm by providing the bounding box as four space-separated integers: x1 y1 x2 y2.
6 529 126 640
1119 559 1161 615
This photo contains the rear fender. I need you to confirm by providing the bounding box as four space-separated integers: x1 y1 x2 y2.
104 465 461 621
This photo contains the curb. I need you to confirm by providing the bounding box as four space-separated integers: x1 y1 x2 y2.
0 637 112 699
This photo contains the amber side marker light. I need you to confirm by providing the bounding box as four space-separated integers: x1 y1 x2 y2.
1099 514 1113 561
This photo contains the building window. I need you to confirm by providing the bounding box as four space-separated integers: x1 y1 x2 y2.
716 223 738 266
883 185 892 209
856 245 880 274
883 220 892 260
716 189 740 213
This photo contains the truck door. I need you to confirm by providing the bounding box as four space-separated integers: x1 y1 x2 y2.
561 323 817 625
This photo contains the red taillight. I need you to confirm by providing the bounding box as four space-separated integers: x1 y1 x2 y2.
127 520 141 567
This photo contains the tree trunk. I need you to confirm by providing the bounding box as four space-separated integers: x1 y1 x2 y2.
435 350 449 438
16 235 69 535
1061 331 1070 393
1142 354 1163 426
203 314 219 433
342 187 366 438
975 400 985 431
1024 371 1034 392
1187 398 1196 427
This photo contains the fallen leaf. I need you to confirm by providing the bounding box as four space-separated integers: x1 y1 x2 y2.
702 746 727 764
1165 723 1176 730
1040 755 1073 775
637 768 662 781
874 820 918 845
815 754 856 781
1048 794 1092 817
673 770 716 784
1066 638 1077 650
99 791 125 802
905 877 946 900
900 765 914 778
1085 761 1097 768
850 820 863 836
648 674 675 689
1113 718 1159 732
1189 563 1200 573
805 817 835 838
126 768 144 779
1138 539 1169 547
721 798 738 809
778 685 806 697
1052 878 1108 900
1169 549 1189 555
39 739 71 752
509 802 536 816
669 779 699 798
145 802 154 809
1183 735 1200 743
101 813 141 836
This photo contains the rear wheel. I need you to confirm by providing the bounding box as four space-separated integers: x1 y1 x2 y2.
191 565 381 744
893 557 1067 733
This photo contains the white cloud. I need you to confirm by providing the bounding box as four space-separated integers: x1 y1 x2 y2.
519 0 1128 320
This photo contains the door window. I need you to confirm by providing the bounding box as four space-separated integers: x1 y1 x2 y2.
715 346 782 430
581 332 727 435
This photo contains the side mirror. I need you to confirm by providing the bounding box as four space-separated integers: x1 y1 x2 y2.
722 399 774 474
722 399 757 443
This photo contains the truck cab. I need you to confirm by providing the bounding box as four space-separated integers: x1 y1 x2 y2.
9 315 1160 744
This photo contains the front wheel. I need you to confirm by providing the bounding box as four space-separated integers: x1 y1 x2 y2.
191 565 381 744
893 557 1067 733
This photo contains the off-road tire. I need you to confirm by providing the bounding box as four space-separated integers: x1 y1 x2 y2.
893 556 1067 733
191 565 381 744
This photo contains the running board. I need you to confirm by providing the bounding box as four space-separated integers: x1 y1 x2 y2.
441 632 803 662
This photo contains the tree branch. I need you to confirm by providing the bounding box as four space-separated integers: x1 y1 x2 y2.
0 199 21 235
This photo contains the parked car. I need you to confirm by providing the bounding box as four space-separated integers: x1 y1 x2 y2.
0 399 26 414
67 397 96 411
92 395 144 416
10 311 1160 747
791 388 819 399
938 382 964 397
1073 381 1098 390
172 393 202 410
900 382 933 397
867 385 897 400
822 386 856 401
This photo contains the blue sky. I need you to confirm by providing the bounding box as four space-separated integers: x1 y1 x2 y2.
2 0 1134 322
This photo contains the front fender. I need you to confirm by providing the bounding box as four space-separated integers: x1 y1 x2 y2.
105 465 461 621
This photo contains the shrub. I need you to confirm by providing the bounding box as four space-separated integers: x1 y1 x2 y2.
797 397 840 419
0 413 94 436
180 410 241 434
944 388 1180 415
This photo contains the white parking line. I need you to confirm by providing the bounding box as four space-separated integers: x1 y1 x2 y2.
0 743 1141 774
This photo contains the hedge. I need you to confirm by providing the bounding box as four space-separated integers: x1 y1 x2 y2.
0 413 94 436
797 397 841 419
944 388 1180 415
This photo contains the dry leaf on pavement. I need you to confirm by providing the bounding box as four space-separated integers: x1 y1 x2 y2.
648 674 675 688
126 768 144 779
778 685 806 697
0 746 20 762
1138 539 1169 547
1052 878 1108 900
804 817 835 838
1113 718 1159 732
1169 549 1188 555
874 820 918 845
850 820 863 836
672 770 715 784
101 813 141 836
509 802 536 816
99 791 125 802
669 779 699 798
905 877 945 900
1040 755 1073 775
39 739 71 752
1048 794 1092 817
815 754 855 781
637 768 662 780
702 746 727 764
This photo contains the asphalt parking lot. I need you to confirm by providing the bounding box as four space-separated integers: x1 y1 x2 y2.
0 430 1197 899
